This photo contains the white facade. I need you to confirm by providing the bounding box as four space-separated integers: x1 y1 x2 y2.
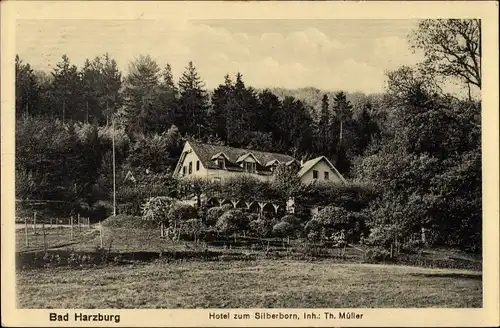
300 159 343 184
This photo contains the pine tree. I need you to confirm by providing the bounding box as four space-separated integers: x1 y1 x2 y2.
15 55 40 118
225 73 258 146
332 91 353 148
101 53 122 124
209 74 233 141
316 94 336 156
178 61 210 137
122 55 161 133
51 55 83 122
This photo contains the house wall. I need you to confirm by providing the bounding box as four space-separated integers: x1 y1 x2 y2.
205 169 271 182
177 142 208 179
300 160 343 184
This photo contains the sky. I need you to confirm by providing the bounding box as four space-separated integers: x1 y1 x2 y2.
16 19 424 93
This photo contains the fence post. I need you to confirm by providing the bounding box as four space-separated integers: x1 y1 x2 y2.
70 216 74 240
78 213 81 233
33 212 37 234
50 217 53 228
42 223 47 252
87 217 90 228
25 218 29 247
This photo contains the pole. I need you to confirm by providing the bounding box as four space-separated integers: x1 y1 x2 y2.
25 218 28 247
112 118 116 216
78 213 81 233
70 216 73 240
33 212 37 234
50 217 52 228
42 223 47 252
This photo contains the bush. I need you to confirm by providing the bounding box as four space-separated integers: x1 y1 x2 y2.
206 204 233 226
272 221 295 239
247 213 260 222
304 219 322 241
182 218 206 242
168 202 198 224
401 239 425 254
216 209 248 235
249 218 273 238
365 225 396 248
281 215 301 228
142 196 176 223
364 248 392 262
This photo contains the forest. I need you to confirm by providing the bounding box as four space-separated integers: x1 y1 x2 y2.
15 19 481 253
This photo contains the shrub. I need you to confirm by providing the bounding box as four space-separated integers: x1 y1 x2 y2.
249 219 273 238
365 225 396 248
182 218 206 242
364 248 392 262
216 209 248 235
272 221 295 239
247 213 260 222
168 202 198 227
314 206 349 230
142 196 176 223
206 204 232 226
401 239 425 254
304 219 322 241
281 215 301 228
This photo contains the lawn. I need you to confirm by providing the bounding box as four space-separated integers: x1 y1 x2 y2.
16 259 482 308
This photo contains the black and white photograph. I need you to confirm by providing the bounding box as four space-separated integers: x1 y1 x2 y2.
1 1 499 327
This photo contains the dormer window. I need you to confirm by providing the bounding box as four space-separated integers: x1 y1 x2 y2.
243 161 256 173
216 157 225 169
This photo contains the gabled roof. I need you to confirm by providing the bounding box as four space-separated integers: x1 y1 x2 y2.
186 140 297 173
236 153 261 165
297 156 347 183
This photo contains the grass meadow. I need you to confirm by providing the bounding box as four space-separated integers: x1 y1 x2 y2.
17 260 482 308
15 219 482 309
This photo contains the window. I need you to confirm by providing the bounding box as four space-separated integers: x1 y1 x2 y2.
324 171 329 180
243 161 256 173
196 160 200 171
313 170 318 179
182 166 187 176
188 162 192 174
217 158 225 169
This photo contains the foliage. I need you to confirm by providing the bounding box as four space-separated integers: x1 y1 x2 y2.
141 196 175 223
409 19 481 93
205 204 233 226
271 164 303 198
304 219 322 241
168 202 198 226
272 221 295 239
215 209 248 235
248 219 273 238
280 215 302 229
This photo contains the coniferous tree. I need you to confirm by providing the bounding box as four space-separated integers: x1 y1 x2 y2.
178 61 210 137
209 74 233 141
122 55 162 133
15 55 40 118
51 55 83 122
225 73 257 146
332 91 353 149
